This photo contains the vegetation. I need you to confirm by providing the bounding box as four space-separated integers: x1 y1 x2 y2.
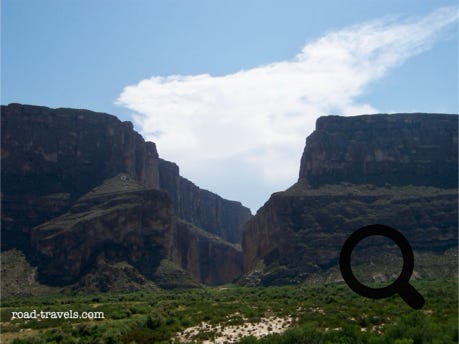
284 181 459 198
1 279 457 343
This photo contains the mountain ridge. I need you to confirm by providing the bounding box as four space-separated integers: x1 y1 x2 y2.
1 103 251 294
242 113 458 286
2 105 457 293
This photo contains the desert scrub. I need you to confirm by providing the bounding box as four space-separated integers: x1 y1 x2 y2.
1 278 457 343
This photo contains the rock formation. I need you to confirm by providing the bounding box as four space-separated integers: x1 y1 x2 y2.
1 103 251 291
242 113 458 286
3 105 457 291
159 159 252 244
2 104 159 251
172 220 243 285
299 114 458 187
30 174 173 285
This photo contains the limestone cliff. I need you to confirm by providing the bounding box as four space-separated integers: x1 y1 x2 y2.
242 113 458 286
2 104 250 251
31 175 173 285
172 220 243 285
28 174 243 288
1 103 249 291
159 159 252 244
299 114 458 187
2 103 159 252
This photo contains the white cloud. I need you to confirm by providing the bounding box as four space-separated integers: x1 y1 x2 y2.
117 7 457 212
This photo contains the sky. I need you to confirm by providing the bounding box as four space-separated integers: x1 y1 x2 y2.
2 0 458 212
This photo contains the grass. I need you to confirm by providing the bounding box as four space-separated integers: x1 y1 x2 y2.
0 278 457 343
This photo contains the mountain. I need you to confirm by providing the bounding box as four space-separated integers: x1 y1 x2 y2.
1 103 252 295
3 106 457 294
242 114 458 286
299 114 457 188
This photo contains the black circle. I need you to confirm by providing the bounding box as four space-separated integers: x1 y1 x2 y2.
339 224 414 299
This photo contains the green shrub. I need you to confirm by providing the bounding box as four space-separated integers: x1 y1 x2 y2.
145 313 164 330
393 339 414 344
239 335 259 344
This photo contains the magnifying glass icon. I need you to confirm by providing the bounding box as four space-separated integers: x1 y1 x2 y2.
339 224 425 309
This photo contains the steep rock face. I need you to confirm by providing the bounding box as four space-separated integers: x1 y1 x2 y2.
243 114 458 286
299 114 458 187
2 104 250 253
243 185 458 285
2 103 251 290
159 159 252 244
2 104 159 193
26 174 241 288
1 104 159 251
172 220 243 285
31 175 173 285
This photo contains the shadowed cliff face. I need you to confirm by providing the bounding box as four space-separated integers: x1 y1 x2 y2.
1 103 250 291
243 114 458 286
1 104 159 251
172 220 243 285
299 114 458 188
159 159 252 244
29 174 244 287
31 176 173 285
1 104 250 250
2 104 159 194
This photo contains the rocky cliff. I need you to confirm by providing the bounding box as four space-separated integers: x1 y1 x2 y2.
242 113 458 286
172 220 243 285
159 159 252 244
30 174 173 285
1 103 250 291
27 174 242 289
2 104 159 252
299 114 458 188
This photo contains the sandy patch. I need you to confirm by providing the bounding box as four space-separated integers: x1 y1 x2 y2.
175 314 295 343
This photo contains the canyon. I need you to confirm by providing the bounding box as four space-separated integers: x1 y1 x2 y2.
1 105 457 294
242 114 458 285
1 103 251 294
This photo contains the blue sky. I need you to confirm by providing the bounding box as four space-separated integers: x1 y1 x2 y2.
2 0 458 212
